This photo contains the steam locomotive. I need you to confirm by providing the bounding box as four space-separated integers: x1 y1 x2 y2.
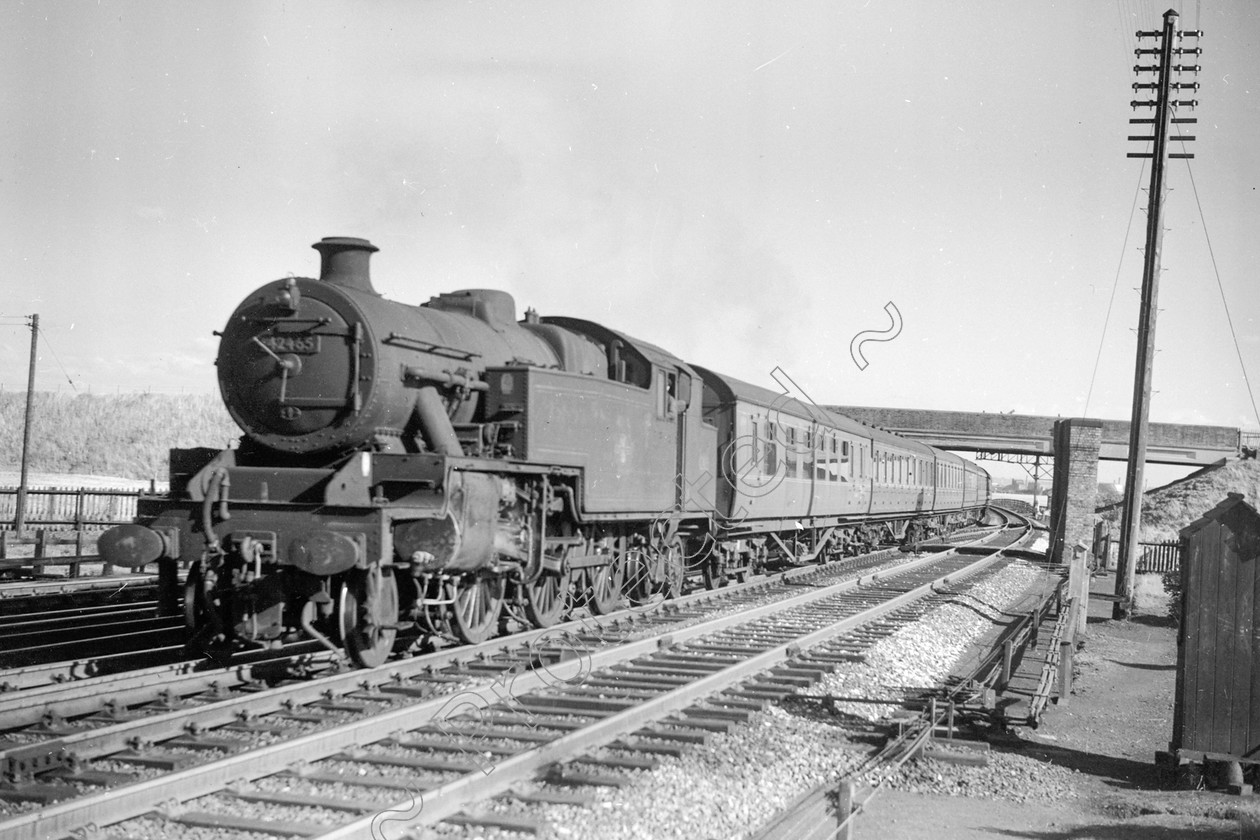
99 237 990 666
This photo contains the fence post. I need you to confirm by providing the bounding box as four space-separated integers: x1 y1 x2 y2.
999 639 1014 692
836 779 855 840
33 528 47 576
1057 638 1074 705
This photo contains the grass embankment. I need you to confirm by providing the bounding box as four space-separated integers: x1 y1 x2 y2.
0 392 239 482
1097 458 1260 542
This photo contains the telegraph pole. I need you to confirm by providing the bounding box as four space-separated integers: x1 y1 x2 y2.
1115 9 1201 618
15 313 38 532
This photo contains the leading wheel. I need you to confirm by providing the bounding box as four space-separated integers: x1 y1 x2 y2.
339 567 399 668
449 574 505 644
184 559 207 633
184 558 227 642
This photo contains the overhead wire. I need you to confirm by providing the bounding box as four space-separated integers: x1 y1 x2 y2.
1085 159 1148 417
36 326 79 393
1165 1 1260 430
1177 153 1260 431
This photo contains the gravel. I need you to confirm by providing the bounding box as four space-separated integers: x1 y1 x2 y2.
425 558 1062 840
870 750 1081 804
16 553 1054 839
816 561 1050 721
490 706 866 840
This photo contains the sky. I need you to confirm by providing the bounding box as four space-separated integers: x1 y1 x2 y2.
3 0 1258 486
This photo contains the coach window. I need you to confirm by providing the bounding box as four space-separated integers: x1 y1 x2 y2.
785 427 798 478
815 434 826 481
765 422 779 476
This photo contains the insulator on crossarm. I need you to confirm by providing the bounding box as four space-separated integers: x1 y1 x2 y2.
1130 99 1157 109
1178 30 1204 38
1134 48 1161 56
1173 47 1203 55
1132 83 1159 91
1135 30 1162 38
1174 99 1199 108
1173 65 1201 74
1133 64 1160 73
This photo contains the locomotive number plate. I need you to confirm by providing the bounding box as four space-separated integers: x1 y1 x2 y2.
259 335 321 354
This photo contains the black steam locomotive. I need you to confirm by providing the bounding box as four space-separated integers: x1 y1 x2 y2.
99 237 990 666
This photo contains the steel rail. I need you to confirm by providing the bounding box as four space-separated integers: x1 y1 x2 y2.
1 542 1005 840
0 575 158 601
0 645 187 693
0 539 957 766
319 548 1013 837
0 658 258 730
749 516 1043 840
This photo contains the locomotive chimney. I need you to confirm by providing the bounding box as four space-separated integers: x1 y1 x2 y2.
312 236 379 294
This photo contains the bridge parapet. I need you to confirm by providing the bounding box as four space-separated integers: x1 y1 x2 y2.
826 406 1239 467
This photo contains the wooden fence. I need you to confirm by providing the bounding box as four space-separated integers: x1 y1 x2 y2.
0 486 144 531
1137 540 1181 574
0 529 114 577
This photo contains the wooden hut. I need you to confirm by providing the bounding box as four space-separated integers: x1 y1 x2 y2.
1167 493 1260 790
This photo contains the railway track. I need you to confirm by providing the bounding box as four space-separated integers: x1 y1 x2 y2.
0 598 183 670
0 519 1030 840
0 575 159 624
0 541 922 751
748 508 1061 840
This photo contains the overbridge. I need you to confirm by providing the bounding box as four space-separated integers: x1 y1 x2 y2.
824 406 1240 468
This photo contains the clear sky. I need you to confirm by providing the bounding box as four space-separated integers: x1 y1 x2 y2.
3 1 1258 485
